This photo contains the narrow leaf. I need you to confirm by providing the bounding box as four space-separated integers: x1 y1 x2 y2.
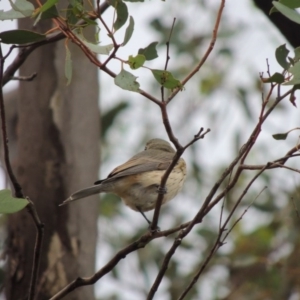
272 1 300 24
114 69 140 92
65 46 72 85
0 189 28 214
111 0 128 31
40 0 58 12
0 30 46 44
123 16 134 46
41 5 58 19
272 132 288 140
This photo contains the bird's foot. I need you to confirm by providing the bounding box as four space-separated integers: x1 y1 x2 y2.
156 185 167 195
148 223 161 233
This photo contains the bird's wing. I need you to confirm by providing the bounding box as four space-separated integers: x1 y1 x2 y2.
105 150 174 180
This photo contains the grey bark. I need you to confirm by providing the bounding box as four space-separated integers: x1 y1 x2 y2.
5 9 100 300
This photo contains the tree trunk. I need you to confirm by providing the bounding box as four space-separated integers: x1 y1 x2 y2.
5 9 100 300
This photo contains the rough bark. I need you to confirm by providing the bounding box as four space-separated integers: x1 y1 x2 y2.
5 8 100 300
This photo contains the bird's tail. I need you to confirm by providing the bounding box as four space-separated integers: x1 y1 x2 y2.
59 185 103 206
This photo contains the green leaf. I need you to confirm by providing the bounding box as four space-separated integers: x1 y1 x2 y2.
151 69 182 89
66 0 83 25
294 47 300 62
114 69 140 92
262 72 285 83
270 0 300 13
0 0 34 20
110 0 128 31
83 41 113 55
0 30 46 44
283 60 300 85
272 1 300 24
0 189 28 214
81 16 98 25
75 33 113 55
138 42 158 60
128 54 146 69
272 132 289 140
39 0 58 12
9 0 34 16
65 45 72 85
33 0 58 22
40 5 58 19
275 44 290 70
123 16 134 46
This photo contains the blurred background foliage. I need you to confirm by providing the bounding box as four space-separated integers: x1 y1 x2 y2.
97 0 300 299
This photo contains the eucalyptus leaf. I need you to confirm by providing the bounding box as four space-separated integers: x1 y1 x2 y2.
0 189 28 214
275 44 290 70
114 69 140 92
128 54 145 69
0 0 34 20
65 46 72 85
272 1 300 24
138 42 158 60
123 16 134 46
0 30 46 44
151 69 182 89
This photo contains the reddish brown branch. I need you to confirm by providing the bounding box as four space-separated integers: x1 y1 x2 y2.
2 2 110 86
167 0 226 104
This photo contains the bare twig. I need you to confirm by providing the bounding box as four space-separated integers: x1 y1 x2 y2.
147 236 182 300
167 0 226 104
0 46 44 300
161 18 176 102
178 170 267 300
151 127 210 230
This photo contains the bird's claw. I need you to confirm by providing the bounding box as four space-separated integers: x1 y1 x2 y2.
148 223 161 233
156 185 167 195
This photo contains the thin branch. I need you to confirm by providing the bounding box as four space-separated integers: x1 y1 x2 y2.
49 230 164 300
0 46 44 300
147 237 182 300
241 150 300 170
164 18 176 72
167 0 226 104
221 184 267 243
2 2 110 86
149 77 291 291
0 48 22 198
161 18 176 102
178 169 267 300
151 125 210 230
